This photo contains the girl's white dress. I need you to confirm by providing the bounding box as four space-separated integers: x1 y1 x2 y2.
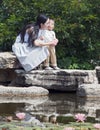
12 33 49 72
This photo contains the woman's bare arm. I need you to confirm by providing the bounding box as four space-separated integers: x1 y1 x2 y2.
34 39 58 46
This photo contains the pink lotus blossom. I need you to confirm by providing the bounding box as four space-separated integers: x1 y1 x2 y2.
75 113 86 122
64 127 75 130
16 112 25 120
94 123 100 129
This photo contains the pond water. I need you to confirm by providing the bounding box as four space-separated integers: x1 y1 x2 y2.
0 92 100 123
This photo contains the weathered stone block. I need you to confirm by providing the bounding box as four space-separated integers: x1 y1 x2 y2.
95 66 100 83
0 85 49 97
77 84 100 97
12 69 97 92
0 52 16 69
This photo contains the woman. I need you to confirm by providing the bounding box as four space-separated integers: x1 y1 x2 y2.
12 15 57 72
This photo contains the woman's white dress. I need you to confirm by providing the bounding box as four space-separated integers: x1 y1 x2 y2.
12 33 49 72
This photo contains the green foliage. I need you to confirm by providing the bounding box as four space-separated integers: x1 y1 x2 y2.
57 116 75 124
0 0 100 69
0 121 96 130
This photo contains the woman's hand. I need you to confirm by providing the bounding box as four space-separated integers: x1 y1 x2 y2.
50 39 58 46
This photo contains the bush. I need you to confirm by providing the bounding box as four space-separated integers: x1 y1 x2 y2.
0 0 100 69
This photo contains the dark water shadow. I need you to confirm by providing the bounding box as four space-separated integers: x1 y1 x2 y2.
0 103 25 115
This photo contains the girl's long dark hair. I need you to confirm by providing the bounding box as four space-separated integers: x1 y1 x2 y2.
19 23 38 46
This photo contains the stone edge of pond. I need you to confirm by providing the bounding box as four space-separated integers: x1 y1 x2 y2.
0 85 49 97
77 83 100 97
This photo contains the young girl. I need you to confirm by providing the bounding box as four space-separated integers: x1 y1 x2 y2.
45 19 60 70
37 16 59 70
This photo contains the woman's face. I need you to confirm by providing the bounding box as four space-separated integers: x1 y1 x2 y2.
40 18 50 29
27 26 34 34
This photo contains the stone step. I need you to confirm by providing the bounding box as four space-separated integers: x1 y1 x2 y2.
77 84 100 97
0 85 49 97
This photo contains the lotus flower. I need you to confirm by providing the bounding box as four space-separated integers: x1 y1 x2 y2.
16 112 25 120
64 127 75 130
75 113 86 122
94 123 100 129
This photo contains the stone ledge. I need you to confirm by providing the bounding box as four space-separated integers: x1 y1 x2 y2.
0 52 16 69
0 85 49 97
77 84 100 97
12 69 98 92
0 52 99 92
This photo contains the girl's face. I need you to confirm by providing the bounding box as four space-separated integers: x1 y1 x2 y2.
40 18 50 29
48 20 54 31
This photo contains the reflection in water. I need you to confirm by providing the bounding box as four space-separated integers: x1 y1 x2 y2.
0 93 100 119
77 96 100 119
25 93 77 116
0 96 48 105
0 103 25 115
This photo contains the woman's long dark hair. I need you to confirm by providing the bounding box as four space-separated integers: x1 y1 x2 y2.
36 14 49 28
19 23 38 46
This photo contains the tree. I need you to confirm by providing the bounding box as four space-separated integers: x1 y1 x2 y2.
0 0 100 69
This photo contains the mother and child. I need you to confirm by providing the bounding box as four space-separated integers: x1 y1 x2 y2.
12 14 60 72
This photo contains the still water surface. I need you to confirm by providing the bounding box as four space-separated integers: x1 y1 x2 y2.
0 93 100 121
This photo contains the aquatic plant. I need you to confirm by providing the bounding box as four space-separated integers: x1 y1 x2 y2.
16 112 25 120
64 127 75 130
73 113 87 130
75 113 86 122
94 123 100 129
0 112 99 130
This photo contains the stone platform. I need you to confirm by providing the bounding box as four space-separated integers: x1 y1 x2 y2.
0 52 100 94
